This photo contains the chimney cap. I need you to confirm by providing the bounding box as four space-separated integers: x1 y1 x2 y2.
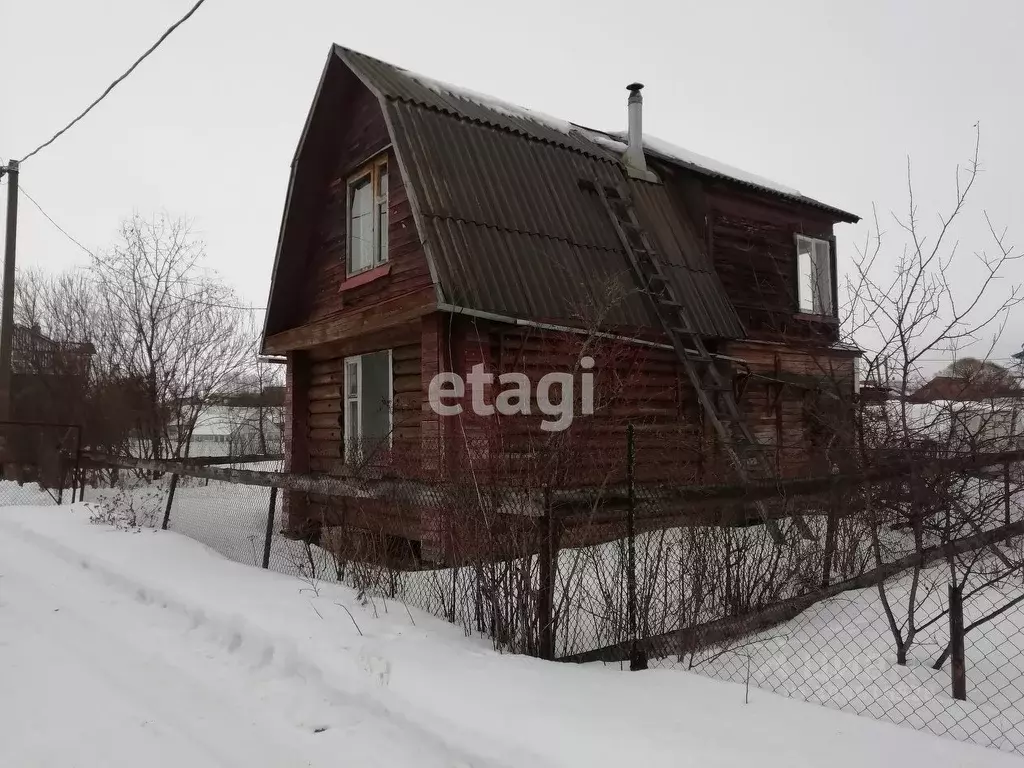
627 82 644 93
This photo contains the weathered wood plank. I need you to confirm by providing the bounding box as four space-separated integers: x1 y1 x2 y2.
265 288 435 353
310 370 345 387
308 384 342 402
309 399 342 415
309 413 343 429
309 428 343 442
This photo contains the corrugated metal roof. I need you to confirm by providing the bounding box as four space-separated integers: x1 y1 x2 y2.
339 46 858 223
340 48 611 161
340 47 746 340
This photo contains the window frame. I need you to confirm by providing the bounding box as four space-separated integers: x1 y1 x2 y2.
794 233 838 318
345 155 390 277
342 349 394 462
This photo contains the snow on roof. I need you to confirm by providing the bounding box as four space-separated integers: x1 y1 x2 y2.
407 69 803 199
408 71 578 138
609 131 803 198
579 129 803 197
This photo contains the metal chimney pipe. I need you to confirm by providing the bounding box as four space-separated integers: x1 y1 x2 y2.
624 83 648 174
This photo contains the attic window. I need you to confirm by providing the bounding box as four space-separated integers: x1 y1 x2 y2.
347 156 389 275
795 234 836 316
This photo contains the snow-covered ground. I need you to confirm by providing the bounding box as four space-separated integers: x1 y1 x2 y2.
688 563 1024 753
1 502 1018 767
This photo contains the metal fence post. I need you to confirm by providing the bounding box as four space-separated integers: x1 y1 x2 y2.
626 423 646 670
262 486 278 569
537 486 556 661
949 583 967 701
70 439 82 503
56 455 65 505
161 474 178 531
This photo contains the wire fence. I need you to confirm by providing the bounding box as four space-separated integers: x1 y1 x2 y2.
2 424 1024 755
0 420 81 504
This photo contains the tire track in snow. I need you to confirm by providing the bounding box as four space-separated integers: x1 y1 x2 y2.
0 516 541 768
0 567 305 766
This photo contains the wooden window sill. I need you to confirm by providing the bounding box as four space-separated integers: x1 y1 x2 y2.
793 312 839 325
340 263 391 292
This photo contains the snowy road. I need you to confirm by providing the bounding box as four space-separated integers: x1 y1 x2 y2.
0 514 498 768
1 503 1019 768
1 559 309 767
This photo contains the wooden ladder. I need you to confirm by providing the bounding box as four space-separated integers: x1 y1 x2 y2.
586 180 812 544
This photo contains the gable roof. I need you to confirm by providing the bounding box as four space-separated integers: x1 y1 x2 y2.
264 46 859 345
339 48 859 220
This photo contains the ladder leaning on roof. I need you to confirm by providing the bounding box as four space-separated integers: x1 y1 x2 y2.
581 178 814 545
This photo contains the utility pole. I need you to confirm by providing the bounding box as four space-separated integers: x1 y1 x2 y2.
0 159 19 422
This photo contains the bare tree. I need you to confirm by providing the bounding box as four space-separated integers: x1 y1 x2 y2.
848 129 1024 693
230 352 284 456
847 127 1021 412
91 213 254 460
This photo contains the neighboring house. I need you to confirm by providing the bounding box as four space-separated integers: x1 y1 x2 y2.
2 324 94 482
10 323 94 423
947 399 1023 452
172 391 285 459
907 375 1023 404
261 46 861 561
867 399 1023 456
858 379 898 403
899 374 1023 454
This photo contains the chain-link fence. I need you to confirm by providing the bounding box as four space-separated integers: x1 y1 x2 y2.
5 434 1024 756
0 420 81 505
553 438 1024 755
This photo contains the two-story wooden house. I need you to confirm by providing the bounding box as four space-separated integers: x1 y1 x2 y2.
262 46 860 564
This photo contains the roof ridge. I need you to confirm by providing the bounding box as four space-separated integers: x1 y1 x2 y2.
335 44 858 222
397 101 618 160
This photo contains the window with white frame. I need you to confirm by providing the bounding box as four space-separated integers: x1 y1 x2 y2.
347 156 389 275
795 234 835 316
343 349 393 461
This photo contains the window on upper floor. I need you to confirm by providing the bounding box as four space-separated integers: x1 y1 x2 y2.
795 234 836 316
347 156 389 275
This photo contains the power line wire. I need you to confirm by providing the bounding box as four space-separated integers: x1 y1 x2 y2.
19 185 95 257
19 184 266 313
82 274 266 312
19 0 210 163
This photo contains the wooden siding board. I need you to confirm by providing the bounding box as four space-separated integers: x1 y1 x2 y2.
271 74 435 352
707 188 838 343
288 334 422 536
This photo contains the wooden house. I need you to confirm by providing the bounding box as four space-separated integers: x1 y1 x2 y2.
2 324 94 483
262 46 861 565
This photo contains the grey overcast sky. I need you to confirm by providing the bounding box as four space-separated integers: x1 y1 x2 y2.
1 0 1022 363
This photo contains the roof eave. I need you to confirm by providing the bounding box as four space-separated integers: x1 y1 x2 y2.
261 46 340 348
647 154 859 224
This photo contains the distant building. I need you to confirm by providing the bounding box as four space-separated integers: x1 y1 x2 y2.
907 375 1022 404
172 389 285 458
2 324 95 483
12 324 94 378
9 323 94 425
858 379 898 403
